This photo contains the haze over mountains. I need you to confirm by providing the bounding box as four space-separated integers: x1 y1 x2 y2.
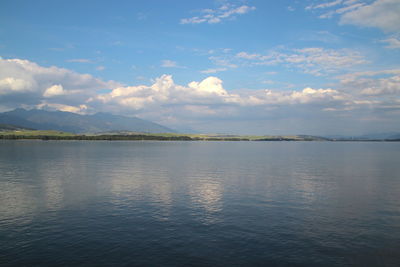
0 109 174 133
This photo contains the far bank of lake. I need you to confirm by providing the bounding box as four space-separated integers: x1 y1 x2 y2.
1 130 399 142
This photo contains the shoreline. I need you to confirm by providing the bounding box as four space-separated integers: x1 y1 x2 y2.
1 134 399 142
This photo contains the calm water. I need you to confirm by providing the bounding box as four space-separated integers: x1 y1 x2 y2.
0 141 399 266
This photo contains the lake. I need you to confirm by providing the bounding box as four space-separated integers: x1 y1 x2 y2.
0 141 399 266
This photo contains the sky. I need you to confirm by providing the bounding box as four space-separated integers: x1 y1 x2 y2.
0 0 400 135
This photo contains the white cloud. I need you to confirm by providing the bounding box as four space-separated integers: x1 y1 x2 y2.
319 2 365 18
36 103 88 114
161 60 178 68
232 47 367 76
1 58 399 134
208 56 238 68
0 77 33 94
200 68 227 74
380 36 400 49
161 60 186 68
337 69 400 95
360 75 400 95
181 4 255 24
236 52 261 59
306 0 344 10
340 0 400 32
0 58 119 111
43 84 65 98
93 74 230 110
188 77 228 96
257 87 346 106
306 0 400 33
92 74 349 114
305 0 400 51
336 69 400 82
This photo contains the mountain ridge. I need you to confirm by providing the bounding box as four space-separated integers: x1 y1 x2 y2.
0 108 175 134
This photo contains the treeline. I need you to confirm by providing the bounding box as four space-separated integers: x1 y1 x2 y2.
0 134 253 141
2 134 397 142
0 134 282 141
0 134 192 141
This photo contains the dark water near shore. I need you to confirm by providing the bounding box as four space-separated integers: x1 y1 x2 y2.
0 141 399 266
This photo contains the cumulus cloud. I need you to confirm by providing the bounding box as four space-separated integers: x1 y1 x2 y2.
93 75 230 110
91 74 349 113
0 57 374 112
1 58 399 134
0 58 119 110
180 4 255 24
0 77 33 94
87 73 364 134
43 84 65 98
188 77 228 96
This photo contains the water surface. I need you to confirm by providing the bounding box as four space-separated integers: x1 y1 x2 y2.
1 141 399 266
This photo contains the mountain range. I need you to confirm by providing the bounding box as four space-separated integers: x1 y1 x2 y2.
0 109 175 133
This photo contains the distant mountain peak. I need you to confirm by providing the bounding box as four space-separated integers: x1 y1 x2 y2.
0 109 175 134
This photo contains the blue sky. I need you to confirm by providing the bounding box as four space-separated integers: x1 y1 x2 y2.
1 0 400 135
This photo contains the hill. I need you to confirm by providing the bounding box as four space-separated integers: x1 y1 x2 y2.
0 109 175 134
0 123 34 131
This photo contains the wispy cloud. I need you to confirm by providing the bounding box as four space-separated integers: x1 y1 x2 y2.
209 56 238 68
287 6 295 11
161 60 178 68
49 43 75 51
306 0 344 10
305 0 400 50
380 36 400 49
161 60 186 68
340 0 400 32
200 47 366 77
336 69 400 95
217 47 368 76
66 58 92 63
180 3 256 24
200 68 228 74
306 0 400 33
